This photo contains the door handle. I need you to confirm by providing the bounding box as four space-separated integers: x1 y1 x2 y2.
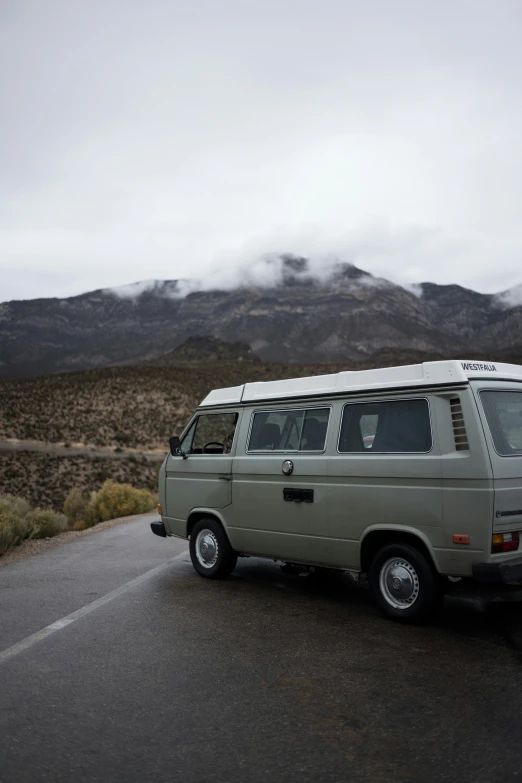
218 476 232 482
283 488 314 503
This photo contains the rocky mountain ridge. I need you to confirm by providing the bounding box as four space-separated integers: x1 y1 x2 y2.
157 336 260 363
1 255 521 378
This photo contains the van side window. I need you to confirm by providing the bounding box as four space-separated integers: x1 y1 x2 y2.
339 399 432 453
181 413 238 455
480 390 522 456
249 408 330 452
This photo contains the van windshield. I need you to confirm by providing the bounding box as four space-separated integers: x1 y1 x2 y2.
480 390 522 456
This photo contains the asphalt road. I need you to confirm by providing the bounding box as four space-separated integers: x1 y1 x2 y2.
1 515 522 783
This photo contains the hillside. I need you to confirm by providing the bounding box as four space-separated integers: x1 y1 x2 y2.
1 255 522 378
2 345 522 451
158 335 260 363
0 359 357 450
2 346 522 509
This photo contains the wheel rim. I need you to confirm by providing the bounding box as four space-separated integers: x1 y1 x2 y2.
195 529 219 569
379 557 420 610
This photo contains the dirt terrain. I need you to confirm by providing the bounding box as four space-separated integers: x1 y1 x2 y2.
0 349 465 449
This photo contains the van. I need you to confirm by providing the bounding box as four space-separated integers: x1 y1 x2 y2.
152 360 522 621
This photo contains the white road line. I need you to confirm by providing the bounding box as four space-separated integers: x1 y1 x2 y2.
0 551 189 665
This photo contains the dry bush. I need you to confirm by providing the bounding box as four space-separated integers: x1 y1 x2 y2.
0 511 23 554
0 494 36 554
0 494 31 518
63 487 91 526
0 479 153 555
10 513 35 543
86 480 155 525
27 508 68 538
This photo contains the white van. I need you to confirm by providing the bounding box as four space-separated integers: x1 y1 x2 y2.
153 360 522 621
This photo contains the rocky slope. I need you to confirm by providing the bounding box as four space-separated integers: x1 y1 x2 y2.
157 335 260 363
1 255 521 378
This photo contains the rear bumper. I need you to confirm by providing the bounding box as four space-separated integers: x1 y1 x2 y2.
151 520 167 538
472 556 522 584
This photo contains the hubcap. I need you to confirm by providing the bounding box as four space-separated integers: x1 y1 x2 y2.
379 557 420 610
195 529 219 569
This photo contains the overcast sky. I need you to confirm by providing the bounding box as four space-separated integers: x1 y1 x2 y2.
1 0 522 302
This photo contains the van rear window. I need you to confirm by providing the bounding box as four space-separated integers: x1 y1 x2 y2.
480 391 522 456
338 399 432 453
248 408 330 452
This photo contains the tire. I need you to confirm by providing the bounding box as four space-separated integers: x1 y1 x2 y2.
189 518 238 579
368 543 443 623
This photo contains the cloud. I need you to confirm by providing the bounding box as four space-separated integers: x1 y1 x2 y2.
106 255 341 299
402 283 424 298
106 252 398 301
1 0 522 302
103 280 179 299
495 285 522 309
104 251 522 312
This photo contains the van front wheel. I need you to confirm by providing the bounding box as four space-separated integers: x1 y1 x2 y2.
369 543 442 623
189 518 237 579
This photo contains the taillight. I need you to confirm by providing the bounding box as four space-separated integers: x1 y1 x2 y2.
491 531 520 553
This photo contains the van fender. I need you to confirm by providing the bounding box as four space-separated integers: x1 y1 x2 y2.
186 507 232 540
358 524 441 573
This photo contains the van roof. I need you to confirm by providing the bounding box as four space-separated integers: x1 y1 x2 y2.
199 359 522 407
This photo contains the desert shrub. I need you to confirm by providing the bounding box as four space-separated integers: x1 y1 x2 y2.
0 480 155 554
0 505 36 554
86 480 155 525
27 508 68 538
0 493 31 518
0 494 36 554
63 487 90 525
10 513 35 542
0 511 21 554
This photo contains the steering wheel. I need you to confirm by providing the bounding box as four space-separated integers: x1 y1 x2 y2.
203 441 224 453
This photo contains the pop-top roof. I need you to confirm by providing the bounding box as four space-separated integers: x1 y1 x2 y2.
199 360 522 407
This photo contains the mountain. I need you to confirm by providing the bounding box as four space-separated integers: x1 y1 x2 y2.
0 255 521 378
157 336 261 363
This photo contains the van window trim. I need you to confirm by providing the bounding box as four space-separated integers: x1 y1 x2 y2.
178 410 240 457
336 396 434 455
246 405 333 454
478 387 522 459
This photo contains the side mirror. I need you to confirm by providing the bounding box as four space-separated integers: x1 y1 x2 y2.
169 436 181 456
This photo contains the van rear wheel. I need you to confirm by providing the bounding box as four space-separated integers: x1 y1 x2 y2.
369 543 442 623
189 518 237 579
